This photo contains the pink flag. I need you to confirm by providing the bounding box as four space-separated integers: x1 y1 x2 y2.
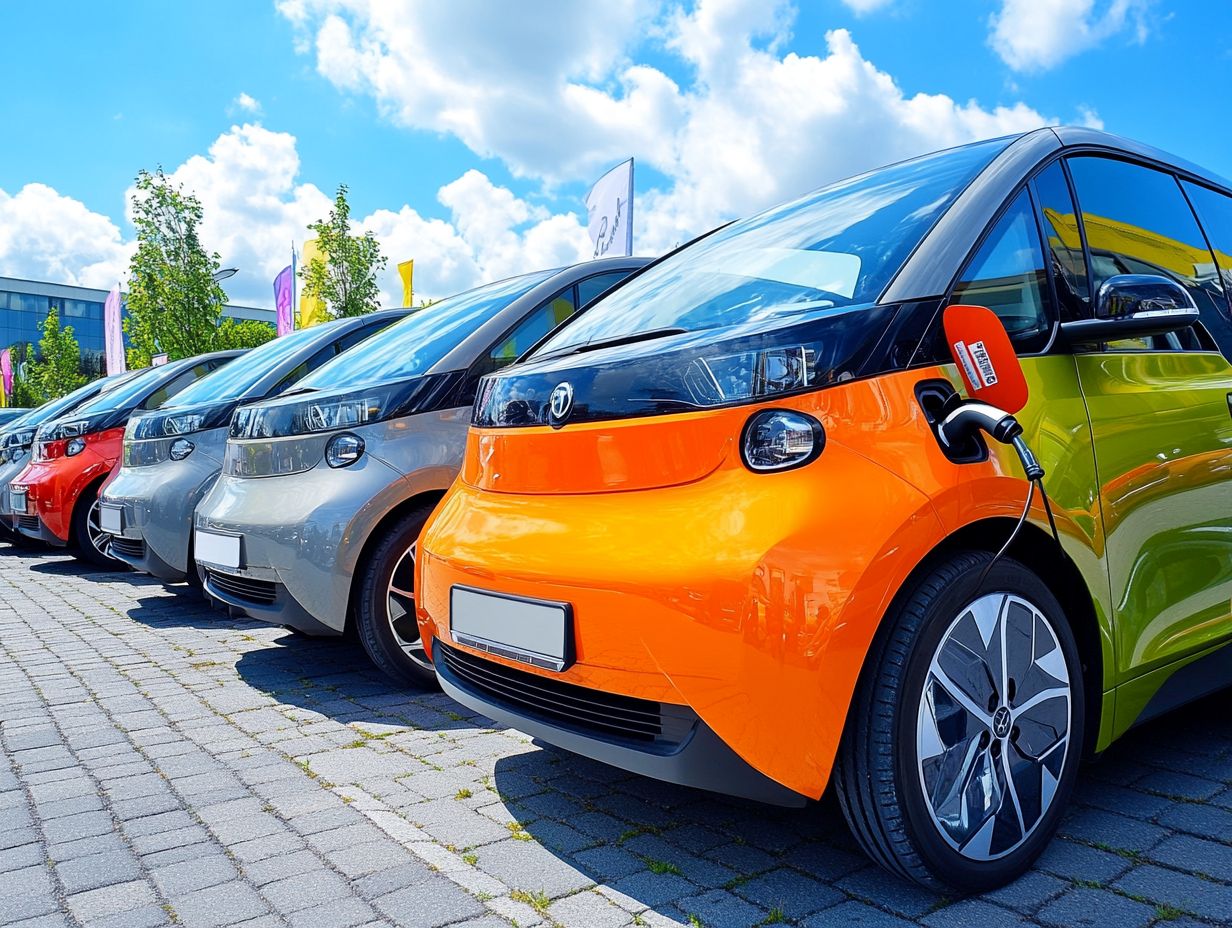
104 286 126 375
274 265 294 336
1 349 11 399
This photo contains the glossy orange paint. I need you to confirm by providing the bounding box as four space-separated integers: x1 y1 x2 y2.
12 427 124 542
418 364 1094 799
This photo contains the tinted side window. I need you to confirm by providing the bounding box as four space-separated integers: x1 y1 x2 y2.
951 190 1053 353
1032 161 1090 322
485 288 579 372
269 345 338 397
1068 156 1225 350
1185 183 1232 286
142 363 217 409
577 272 631 307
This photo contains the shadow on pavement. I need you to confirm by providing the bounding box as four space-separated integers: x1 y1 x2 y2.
490 687 1232 922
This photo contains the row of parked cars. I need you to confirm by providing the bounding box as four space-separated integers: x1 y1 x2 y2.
4 126 1232 894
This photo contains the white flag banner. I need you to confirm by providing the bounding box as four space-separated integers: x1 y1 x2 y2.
585 159 634 258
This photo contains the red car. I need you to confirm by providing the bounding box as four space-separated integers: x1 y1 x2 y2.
11 351 241 565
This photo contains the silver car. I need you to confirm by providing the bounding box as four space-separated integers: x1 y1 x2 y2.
0 371 142 537
194 258 647 685
101 311 409 582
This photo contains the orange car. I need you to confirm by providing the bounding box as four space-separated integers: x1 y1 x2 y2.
416 128 1232 890
11 351 240 565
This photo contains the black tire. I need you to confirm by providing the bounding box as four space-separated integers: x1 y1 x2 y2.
352 504 438 688
834 551 1084 893
70 484 124 569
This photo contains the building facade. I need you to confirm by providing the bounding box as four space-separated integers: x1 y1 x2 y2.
0 276 275 374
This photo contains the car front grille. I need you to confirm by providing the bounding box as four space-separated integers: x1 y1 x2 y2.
206 570 277 606
109 537 146 559
436 642 697 746
16 515 39 533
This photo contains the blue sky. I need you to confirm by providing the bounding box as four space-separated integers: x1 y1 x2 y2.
0 0 1228 307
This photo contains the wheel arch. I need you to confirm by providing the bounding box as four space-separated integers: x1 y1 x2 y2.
850 517 1106 759
68 470 113 548
343 487 448 633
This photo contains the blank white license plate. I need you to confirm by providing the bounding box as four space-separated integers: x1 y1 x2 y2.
450 586 572 672
10 488 27 514
99 504 123 534
195 530 241 569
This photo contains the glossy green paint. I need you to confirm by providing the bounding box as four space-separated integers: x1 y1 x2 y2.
954 351 1232 750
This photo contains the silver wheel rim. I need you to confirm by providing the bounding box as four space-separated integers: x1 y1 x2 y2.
386 543 429 668
86 500 116 561
916 592 1071 861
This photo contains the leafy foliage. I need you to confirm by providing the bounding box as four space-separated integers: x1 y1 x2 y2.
216 318 277 351
124 168 228 367
301 185 388 319
10 310 88 405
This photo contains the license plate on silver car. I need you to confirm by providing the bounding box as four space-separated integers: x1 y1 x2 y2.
450 586 572 671
194 530 241 569
99 504 123 535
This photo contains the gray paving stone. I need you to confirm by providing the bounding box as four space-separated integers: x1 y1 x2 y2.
150 853 238 896
675 888 768 927
548 890 633 928
1036 887 1155 928
982 870 1068 913
1114 863 1232 922
372 881 485 928
3 864 58 922
262 870 352 914
921 900 1029 928
475 838 594 898
837 866 944 918
66 879 157 922
284 897 376 928
170 880 270 928
1147 832 1232 882
734 868 844 918
55 848 142 894
801 900 916 927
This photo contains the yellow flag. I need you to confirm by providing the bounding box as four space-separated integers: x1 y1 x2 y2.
298 239 330 329
398 260 414 307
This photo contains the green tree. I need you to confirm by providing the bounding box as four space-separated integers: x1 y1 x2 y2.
124 168 227 367
300 185 387 319
18 310 88 403
216 318 276 351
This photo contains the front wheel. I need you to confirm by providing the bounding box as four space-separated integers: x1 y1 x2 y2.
352 504 438 688
71 487 124 569
835 552 1084 893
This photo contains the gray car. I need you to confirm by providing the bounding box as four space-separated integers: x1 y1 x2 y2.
194 258 647 684
0 371 143 537
101 311 410 582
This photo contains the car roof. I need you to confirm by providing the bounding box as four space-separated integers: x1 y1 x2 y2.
427 257 653 374
884 127 1232 304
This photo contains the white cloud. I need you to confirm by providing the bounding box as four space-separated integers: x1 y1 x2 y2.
0 184 131 289
232 92 263 114
989 0 1151 72
281 0 1080 255
142 123 581 307
840 0 893 13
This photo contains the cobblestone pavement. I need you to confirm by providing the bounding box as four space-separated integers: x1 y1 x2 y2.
3 547 1232 928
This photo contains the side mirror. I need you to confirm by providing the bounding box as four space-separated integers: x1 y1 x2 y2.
1060 274 1200 345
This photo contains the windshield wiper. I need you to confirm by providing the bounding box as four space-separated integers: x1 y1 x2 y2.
550 327 689 359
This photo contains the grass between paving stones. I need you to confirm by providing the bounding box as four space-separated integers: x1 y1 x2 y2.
510 888 551 914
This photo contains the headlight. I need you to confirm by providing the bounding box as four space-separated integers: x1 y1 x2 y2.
131 403 233 440
10 447 25 463
223 436 328 478
66 438 86 457
324 433 364 468
169 439 195 461
740 409 824 472
231 388 392 440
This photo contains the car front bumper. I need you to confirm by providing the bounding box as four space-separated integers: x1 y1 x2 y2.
193 444 409 635
101 430 225 582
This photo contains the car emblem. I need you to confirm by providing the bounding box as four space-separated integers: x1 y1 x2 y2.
992 705 1012 739
548 382 574 426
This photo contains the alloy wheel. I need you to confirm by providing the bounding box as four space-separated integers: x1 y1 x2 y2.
915 592 1072 861
386 542 430 669
85 499 117 562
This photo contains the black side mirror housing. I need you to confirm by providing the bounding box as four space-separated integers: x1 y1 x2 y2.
1060 274 1200 345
